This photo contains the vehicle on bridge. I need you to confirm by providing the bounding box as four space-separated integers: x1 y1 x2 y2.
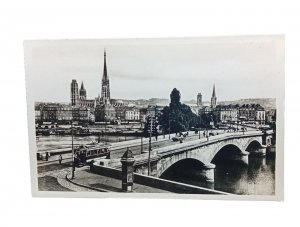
74 143 111 167
172 132 188 143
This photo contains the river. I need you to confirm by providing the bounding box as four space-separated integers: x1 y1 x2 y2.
161 154 275 195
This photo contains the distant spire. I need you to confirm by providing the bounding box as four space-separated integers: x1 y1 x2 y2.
211 84 217 108
103 49 108 81
100 49 111 104
212 84 216 97
80 81 85 90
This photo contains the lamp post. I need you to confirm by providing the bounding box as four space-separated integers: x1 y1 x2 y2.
168 110 171 140
140 122 143 153
71 108 75 179
148 115 153 176
104 114 107 144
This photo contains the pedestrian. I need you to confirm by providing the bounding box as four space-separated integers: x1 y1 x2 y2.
45 152 48 161
59 154 62 165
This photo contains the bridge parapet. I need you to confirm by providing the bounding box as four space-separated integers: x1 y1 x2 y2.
154 131 264 157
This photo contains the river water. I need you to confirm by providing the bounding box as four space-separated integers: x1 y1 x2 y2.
161 154 276 195
37 134 275 195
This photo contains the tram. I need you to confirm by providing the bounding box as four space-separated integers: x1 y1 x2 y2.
74 142 110 167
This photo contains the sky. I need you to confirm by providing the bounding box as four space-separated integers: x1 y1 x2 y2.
24 36 284 103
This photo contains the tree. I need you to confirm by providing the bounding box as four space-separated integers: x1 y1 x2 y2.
158 88 199 134
170 88 181 105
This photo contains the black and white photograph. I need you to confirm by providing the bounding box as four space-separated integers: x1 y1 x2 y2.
24 36 284 199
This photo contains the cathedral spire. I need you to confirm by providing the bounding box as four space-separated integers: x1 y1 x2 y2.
79 81 86 100
80 81 85 90
100 49 111 104
211 84 217 108
103 49 108 81
212 84 216 97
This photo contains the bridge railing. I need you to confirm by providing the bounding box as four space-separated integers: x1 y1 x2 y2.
153 130 264 157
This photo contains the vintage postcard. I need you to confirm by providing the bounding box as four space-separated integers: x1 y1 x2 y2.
24 36 284 200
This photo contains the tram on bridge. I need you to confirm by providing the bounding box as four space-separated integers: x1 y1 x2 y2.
74 143 110 167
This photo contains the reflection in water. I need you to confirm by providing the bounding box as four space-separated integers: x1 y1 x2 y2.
161 154 275 195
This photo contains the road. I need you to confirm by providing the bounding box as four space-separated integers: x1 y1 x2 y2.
38 127 254 163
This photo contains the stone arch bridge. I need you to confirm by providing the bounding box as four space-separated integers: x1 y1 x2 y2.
132 130 274 182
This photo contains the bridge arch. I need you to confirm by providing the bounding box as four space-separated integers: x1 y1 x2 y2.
244 138 263 151
157 154 206 178
160 158 205 176
244 138 266 156
159 158 215 182
211 143 247 165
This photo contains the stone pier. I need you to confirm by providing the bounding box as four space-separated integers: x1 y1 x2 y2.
197 163 215 182
253 146 267 156
232 151 249 165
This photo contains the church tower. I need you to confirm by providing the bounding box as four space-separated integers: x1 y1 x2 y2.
211 84 217 108
95 50 116 122
79 81 86 100
197 93 202 107
100 50 111 105
70 79 79 106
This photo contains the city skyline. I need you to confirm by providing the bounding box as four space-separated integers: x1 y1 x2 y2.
24 36 283 103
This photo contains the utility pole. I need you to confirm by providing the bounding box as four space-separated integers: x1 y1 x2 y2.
71 109 75 179
104 114 107 144
168 111 171 140
154 105 158 141
148 115 153 176
140 122 143 153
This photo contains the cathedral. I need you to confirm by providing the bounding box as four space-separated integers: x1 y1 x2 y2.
70 50 117 122
94 50 116 122
70 80 95 109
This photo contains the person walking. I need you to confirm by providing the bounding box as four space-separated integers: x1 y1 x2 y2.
59 154 62 165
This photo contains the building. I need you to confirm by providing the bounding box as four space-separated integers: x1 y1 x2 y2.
211 84 217 108
40 104 59 122
70 80 95 109
95 50 116 122
113 101 127 121
125 107 140 121
71 80 79 106
38 103 91 123
72 106 90 122
214 104 239 123
56 105 73 122
35 104 42 122
266 109 276 124
255 105 266 125
239 104 265 124
197 93 203 107
139 108 148 123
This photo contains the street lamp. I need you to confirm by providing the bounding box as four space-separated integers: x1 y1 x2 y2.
140 122 143 153
104 114 107 144
145 108 157 176
71 108 75 179
168 110 171 140
148 114 153 176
